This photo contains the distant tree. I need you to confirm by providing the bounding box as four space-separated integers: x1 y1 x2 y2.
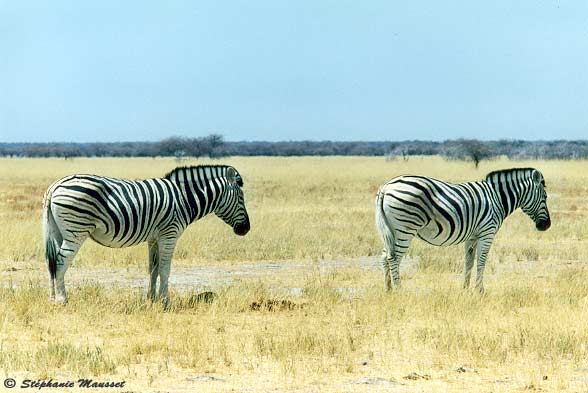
153 134 227 158
174 150 186 162
156 137 186 156
462 140 491 168
443 139 493 168
386 145 410 161
203 134 227 158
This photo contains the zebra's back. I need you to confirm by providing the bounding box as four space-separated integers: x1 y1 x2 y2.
381 175 498 246
46 174 182 248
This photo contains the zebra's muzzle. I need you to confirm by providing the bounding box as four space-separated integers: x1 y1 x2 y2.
536 218 551 231
234 221 250 236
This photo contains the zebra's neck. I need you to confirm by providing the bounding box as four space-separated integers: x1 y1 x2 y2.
485 169 533 219
165 166 230 224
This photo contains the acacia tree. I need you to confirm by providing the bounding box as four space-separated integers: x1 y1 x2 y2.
155 135 227 158
462 139 491 168
443 139 493 168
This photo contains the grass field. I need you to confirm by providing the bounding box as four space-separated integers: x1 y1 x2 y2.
1 156 588 392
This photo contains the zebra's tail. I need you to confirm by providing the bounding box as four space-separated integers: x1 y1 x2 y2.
375 186 395 257
43 190 62 282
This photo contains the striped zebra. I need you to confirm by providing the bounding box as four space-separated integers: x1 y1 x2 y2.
43 165 250 305
375 168 550 292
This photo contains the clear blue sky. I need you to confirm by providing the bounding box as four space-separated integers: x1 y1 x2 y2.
1 1 587 142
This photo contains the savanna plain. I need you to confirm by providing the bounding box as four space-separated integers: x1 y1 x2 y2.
1 156 588 392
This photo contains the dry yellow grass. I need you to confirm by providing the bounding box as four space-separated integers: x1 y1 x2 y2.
1 156 588 392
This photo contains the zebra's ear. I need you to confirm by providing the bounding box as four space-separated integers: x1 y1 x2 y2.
227 167 238 186
531 170 543 185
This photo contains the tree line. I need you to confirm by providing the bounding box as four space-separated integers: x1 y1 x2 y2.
2 136 588 161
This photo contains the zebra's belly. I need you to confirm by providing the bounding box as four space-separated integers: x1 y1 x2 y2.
416 220 447 246
89 227 147 248
416 221 478 247
416 220 462 246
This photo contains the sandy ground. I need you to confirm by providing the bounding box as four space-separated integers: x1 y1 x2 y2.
1 257 390 296
0 253 565 295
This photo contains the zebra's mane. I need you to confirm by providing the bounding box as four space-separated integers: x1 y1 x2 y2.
164 165 243 186
485 167 545 186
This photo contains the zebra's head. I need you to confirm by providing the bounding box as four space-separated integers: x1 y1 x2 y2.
215 167 250 236
521 169 551 231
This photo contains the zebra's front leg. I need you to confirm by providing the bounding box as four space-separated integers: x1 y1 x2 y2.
475 239 493 294
463 239 477 289
147 240 159 301
157 238 178 308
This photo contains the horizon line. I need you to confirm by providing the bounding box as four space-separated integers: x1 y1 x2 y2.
2 138 588 145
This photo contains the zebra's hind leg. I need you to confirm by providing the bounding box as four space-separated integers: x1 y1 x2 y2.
390 234 414 288
147 240 159 301
389 253 401 288
54 238 85 304
49 277 56 301
463 239 477 289
381 249 392 291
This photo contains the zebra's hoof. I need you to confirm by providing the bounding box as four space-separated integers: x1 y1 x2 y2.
54 296 68 305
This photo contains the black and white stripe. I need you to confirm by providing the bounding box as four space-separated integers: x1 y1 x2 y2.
43 165 250 304
375 168 550 292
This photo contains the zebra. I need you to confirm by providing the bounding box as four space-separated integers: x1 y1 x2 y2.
375 168 550 292
43 165 250 305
